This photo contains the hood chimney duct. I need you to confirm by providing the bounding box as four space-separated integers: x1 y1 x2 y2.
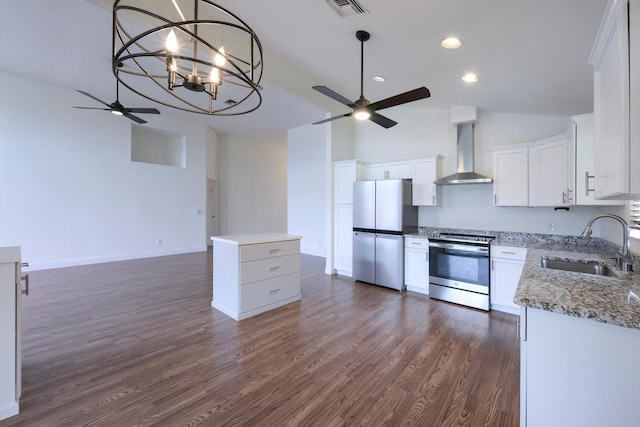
434 106 493 185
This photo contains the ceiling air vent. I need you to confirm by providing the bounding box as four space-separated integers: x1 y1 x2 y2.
327 0 369 17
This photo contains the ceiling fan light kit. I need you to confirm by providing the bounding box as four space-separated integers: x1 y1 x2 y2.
111 0 263 116
73 72 161 124
312 30 430 128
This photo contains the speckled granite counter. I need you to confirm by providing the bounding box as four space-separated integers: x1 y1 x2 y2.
406 227 640 330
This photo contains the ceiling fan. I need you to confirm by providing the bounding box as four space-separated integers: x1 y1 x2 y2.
73 78 160 124
312 30 430 129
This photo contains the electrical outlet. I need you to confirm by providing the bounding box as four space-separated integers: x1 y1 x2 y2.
157 239 163 245
548 222 555 232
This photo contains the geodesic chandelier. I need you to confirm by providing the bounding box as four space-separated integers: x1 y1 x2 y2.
112 0 263 116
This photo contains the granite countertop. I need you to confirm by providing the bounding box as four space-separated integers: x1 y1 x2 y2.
408 227 640 330
514 245 640 330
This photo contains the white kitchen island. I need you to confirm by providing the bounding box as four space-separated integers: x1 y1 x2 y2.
0 247 22 421
211 233 301 321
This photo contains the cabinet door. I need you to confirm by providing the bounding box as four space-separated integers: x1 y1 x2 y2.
404 247 428 293
386 160 412 179
492 147 528 206
364 163 387 180
573 114 624 205
490 257 524 314
335 162 357 204
525 308 640 427
334 205 353 276
412 158 439 206
591 0 629 199
529 137 571 206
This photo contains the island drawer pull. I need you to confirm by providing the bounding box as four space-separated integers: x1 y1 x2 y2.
268 248 281 253
269 266 281 272
21 273 29 296
269 289 281 294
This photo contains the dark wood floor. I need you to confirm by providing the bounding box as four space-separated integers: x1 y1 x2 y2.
1 250 519 426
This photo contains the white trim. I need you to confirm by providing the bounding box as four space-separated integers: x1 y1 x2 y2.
24 246 207 271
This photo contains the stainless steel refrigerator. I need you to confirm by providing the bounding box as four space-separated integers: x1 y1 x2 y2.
352 179 418 291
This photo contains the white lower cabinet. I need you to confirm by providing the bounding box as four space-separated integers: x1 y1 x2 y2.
0 247 22 422
211 234 301 321
520 306 640 427
404 237 429 294
490 245 526 314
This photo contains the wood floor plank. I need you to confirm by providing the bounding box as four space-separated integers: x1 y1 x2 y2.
0 250 519 426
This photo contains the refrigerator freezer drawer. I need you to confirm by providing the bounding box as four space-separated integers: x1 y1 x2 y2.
353 232 376 284
375 234 405 291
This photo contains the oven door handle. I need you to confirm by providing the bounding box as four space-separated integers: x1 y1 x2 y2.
428 241 489 254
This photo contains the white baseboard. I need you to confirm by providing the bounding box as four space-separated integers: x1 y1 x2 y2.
25 246 207 271
0 401 19 422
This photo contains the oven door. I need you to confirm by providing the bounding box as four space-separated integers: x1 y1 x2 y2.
428 241 489 295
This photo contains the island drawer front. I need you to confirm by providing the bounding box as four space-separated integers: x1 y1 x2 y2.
240 254 300 285
491 245 527 261
405 237 429 249
240 273 300 312
240 240 300 262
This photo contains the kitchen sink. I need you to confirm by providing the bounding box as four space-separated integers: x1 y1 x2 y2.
540 257 618 277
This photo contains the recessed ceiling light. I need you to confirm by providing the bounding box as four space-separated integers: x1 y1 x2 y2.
441 37 462 49
372 75 386 82
461 72 479 83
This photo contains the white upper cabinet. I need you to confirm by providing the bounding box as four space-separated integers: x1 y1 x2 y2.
573 113 625 205
589 0 640 199
529 134 574 207
492 146 529 206
364 159 412 180
412 155 443 206
334 160 365 205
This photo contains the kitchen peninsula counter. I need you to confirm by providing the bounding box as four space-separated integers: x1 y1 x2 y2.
409 228 640 329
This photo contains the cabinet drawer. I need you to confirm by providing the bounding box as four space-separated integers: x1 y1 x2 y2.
491 245 527 261
240 254 300 284
404 237 429 249
240 273 300 312
240 240 300 262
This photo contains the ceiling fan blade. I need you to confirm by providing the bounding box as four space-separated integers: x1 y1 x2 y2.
124 107 161 115
312 113 353 125
369 112 398 129
123 113 147 124
369 87 431 111
73 106 111 111
312 86 356 107
76 90 111 108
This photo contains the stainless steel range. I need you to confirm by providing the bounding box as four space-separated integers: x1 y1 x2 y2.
428 233 495 311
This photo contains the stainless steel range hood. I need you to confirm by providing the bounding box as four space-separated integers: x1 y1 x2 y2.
434 120 493 185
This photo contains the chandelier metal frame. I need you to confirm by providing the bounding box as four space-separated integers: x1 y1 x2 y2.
112 0 263 116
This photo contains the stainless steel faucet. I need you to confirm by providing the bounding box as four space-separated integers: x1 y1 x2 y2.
581 213 634 271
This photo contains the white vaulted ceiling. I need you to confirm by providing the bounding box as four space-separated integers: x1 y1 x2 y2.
1 0 608 138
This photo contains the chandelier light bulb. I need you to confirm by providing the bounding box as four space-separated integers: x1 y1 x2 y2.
215 46 226 67
210 67 220 84
166 30 178 53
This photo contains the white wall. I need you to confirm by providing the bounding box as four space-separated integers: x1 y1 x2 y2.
287 124 327 257
216 134 288 235
0 71 209 269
